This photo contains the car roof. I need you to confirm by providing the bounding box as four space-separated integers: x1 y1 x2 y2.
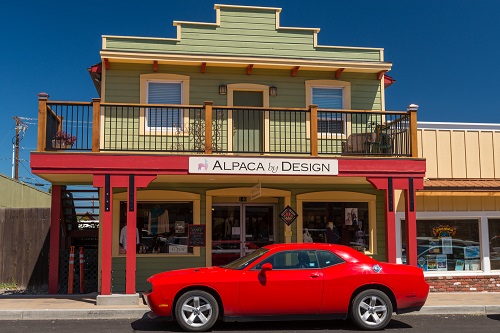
263 243 376 264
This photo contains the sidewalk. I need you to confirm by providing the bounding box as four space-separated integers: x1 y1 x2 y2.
0 292 499 320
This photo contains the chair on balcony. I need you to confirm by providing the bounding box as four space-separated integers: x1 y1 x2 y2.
342 132 377 154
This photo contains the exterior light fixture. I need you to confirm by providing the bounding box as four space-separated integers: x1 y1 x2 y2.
219 85 227 95
269 86 278 96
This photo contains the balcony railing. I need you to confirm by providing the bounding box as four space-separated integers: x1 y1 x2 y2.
37 95 418 157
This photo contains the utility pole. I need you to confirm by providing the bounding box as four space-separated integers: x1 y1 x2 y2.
11 116 27 180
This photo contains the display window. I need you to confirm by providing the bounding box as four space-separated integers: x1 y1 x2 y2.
401 219 481 271
119 201 194 254
488 219 500 270
302 202 369 251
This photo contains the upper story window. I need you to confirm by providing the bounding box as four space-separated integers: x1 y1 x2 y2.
306 80 351 136
147 82 182 129
312 87 344 134
140 74 190 134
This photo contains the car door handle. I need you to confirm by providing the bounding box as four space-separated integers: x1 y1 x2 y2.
310 272 322 278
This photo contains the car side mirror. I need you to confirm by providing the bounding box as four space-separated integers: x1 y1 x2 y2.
261 263 273 272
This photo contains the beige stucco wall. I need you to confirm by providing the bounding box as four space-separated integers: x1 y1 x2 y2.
0 174 51 208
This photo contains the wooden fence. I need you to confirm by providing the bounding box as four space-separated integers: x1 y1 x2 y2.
0 208 50 290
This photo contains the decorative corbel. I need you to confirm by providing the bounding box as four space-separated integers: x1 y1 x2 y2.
246 64 254 75
335 68 345 79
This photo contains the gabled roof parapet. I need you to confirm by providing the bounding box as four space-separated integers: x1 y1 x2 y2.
102 4 390 71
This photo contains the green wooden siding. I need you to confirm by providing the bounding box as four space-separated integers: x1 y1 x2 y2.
103 64 381 152
104 63 381 109
104 6 382 62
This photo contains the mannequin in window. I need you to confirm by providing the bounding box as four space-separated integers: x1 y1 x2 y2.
326 222 340 244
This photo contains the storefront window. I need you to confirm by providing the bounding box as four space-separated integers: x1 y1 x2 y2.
302 202 369 251
401 219 481 271
119 201 193 254
489 219 500 270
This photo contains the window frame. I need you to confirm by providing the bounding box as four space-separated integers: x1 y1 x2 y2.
305 80 351 139
113 190 201 258
139 73 190 135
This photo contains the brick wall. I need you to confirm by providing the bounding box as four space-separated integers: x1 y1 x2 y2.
426 275 500 292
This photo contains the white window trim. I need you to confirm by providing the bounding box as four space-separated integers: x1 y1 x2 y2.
139 73 190 135
305 80 351 140
395 211 500 275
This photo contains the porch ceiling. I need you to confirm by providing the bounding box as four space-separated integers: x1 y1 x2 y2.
34 173 371 186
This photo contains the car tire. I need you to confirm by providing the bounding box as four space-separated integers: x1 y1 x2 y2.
175 290 219 332
350 289 393 331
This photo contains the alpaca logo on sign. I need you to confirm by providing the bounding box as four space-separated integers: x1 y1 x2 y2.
198 159 209 171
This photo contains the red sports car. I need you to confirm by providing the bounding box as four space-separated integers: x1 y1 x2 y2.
143 243 429 331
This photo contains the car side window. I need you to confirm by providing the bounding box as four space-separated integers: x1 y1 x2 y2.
254 250 319 270
317 250 344 268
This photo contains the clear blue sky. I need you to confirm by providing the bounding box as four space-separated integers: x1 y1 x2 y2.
1 0 500 188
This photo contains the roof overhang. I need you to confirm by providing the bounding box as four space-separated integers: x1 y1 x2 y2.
422 179 500 192
99 51 392 74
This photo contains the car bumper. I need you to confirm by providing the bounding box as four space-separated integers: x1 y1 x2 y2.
142 290 173 317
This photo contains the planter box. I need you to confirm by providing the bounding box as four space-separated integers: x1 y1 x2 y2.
51 139 73 149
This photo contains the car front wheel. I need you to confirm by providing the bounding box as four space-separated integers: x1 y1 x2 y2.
175 290 219 332
351 289 393 330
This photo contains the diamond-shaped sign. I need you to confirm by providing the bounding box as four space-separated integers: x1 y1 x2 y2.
280 205 298 226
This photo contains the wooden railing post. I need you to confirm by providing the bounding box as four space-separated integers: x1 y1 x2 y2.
37 92 49 151
92 98 101 152
204 101 213 154
309 104 318 156
407 104 419 158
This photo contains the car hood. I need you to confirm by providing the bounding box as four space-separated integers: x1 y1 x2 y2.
148 266 225 282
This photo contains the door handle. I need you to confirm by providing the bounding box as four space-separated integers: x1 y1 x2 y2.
310 272 322 278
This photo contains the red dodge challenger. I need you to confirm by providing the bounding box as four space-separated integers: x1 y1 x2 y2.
143 243 429 331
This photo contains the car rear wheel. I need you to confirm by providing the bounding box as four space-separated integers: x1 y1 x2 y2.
175 290 219 332
351 289 393 330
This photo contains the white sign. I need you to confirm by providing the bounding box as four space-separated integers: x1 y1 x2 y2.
189 157 338 176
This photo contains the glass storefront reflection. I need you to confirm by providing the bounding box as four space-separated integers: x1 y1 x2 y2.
402 219 481 271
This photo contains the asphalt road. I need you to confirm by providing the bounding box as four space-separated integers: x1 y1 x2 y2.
2 314 500 333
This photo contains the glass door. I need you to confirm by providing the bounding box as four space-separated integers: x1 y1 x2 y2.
212 204 274 266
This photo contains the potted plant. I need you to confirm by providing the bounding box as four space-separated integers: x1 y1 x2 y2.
52 131 77 149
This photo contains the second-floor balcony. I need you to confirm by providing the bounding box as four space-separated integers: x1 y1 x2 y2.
37 95 418 158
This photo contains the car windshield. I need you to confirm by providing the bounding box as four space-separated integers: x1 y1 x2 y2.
221 248 269 270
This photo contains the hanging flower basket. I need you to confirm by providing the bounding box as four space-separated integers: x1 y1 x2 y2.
52 131 77 149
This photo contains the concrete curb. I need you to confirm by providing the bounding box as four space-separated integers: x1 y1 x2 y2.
0 308 149 320
403 305 500 316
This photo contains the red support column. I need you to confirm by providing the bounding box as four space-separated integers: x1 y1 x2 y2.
94 175 113 295
101 186 113 295
385 202 397 264
126 175 138 294
48 185 62 294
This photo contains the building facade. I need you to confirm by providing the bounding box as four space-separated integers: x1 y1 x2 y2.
31 4 425 298
396 122 500 291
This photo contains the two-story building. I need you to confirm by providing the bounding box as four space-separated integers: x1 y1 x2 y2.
31 4 425 301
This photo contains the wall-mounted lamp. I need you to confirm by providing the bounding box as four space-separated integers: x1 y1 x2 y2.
219 85 227 95
269 86 278 96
